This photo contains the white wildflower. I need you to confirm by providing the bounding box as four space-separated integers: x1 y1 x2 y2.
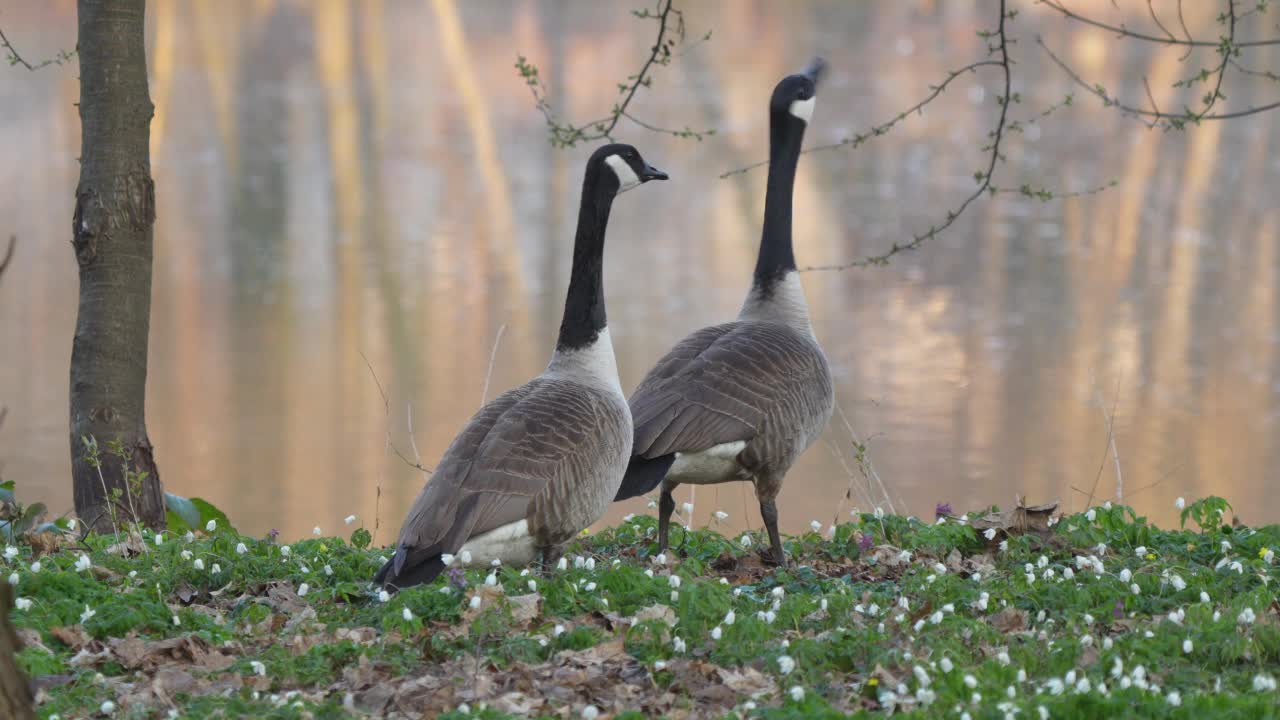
1037 555 1049 568
874 507 885 519
401 607 414 621
778 655 796 674
469 595 482 610
898 550 913 563
1131 583 1141 595
1170 574 1187 591
344 514 357 525
280 545 291 557
1166 690 1182 707
723 610 736 625
1183 638 1193 654
193 558 205 571
1086 509 1096 522
999 540 1009 553
1175 496 1186 509
29 561 40 573
788 686 805 701
101 700 116 714
1134 546 1147 557
1253 674 1277 692
205 519 217 532
1200 591 1211 603
714 511 728 521
933 562 947 574
1075 677 1092 694
459 550 472 564
711 626 722 640
672 636 686 653
80 605 96 623
929 611 944 625
1229 561 1244 574
1063 567 1075 580
14 597 32 611
1045 677 1065 695
1119 568 1132 583
297 583 309 597
940 657 954 673
913 665 931 687
997 651 1011 665
681 502 693 515
964 674 978 689
4 546 21 561
668 575 682 588
581 706 600 720
585 557 595 571
5 573 16 586
810 520 822 532
75 554 91 572
984 528 997 541
1239 607 1257 625
556 557 568 571
235 543 248 555
250 660 266 676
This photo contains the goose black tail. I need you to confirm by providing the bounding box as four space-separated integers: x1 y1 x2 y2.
374 547 447 591
613 453 676 501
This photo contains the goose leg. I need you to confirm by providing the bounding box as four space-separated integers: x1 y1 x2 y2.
756 485 787 566
657 485 676 554
539 545 564 576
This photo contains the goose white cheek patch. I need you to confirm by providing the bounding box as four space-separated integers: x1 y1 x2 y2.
604 154 641 191
788 96 816 123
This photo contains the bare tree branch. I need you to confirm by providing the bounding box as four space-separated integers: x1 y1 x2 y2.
516 0 713 147
1038 34 1280 127
1038 0 1280 47
798 0 1015 273
0 236 14 278
720 59 1004 179
0 25 74 71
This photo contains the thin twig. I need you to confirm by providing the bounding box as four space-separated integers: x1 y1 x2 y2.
1038 35 1280 126
515 0 711 147
0 236 14 278
0 25 75 71
1038 0 1278 47
358 351 433 475
833 403 896 515
798 1 1015 273
720 59 1003 179
1146 0 1178 43
479 324 507 407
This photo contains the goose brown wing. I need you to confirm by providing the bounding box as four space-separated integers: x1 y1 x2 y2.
384 378 623 584
629 321 828 459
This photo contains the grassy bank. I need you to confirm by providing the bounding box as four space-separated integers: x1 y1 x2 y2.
5 497 1280 719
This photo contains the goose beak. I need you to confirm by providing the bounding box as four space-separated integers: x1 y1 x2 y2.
800 57 826 86
640 164 669 182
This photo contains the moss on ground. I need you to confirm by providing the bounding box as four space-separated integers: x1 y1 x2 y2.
5 497 1280 718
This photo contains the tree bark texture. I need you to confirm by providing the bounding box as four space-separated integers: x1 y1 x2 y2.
0 585 36 720
70 0 165 532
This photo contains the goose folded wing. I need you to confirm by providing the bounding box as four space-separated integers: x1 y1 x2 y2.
630 322 821 458
393 380 616 567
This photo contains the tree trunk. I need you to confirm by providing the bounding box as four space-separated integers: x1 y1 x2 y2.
0 585 36 720
70 0 165 532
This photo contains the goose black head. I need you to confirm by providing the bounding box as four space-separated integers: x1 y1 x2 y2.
589 143 669 196
769 57 825 126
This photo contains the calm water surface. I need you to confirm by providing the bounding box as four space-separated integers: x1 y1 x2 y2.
2 0 1278 541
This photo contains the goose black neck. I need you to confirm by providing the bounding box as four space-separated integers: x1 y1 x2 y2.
556 173 616 351
753 117 805 294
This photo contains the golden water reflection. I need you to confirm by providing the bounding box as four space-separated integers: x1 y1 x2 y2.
1 1 1277 542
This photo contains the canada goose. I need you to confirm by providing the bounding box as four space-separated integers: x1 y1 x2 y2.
613 59 834 566
375 144 668 590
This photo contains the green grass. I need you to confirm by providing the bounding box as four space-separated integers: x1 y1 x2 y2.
6 497 1280 718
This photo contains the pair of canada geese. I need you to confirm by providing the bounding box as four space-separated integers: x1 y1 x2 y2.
375 60 834 590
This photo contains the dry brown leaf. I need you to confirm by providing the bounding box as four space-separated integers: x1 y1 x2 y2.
463 584 506 622
988 606 1029 633
508 593 542 625
866 545 909 567
971 497 1060 535
266 582 308 614
717 665 776 699
491 691 544 715
25 530 72 558
110 633 234 672
105 532 147 557
50 625 91 650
